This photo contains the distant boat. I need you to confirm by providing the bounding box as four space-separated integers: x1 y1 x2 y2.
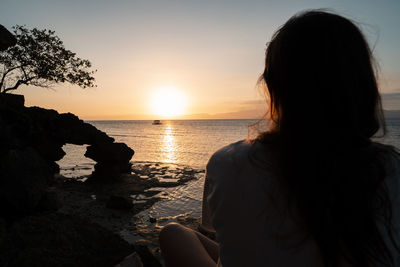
152 120 162 125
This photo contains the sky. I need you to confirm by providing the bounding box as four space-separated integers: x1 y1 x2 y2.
1 0 399 120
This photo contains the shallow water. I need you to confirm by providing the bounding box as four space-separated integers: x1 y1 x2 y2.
57 119 400 222
57 119 256 228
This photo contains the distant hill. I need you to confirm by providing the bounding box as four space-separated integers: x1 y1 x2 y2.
384 110 400 119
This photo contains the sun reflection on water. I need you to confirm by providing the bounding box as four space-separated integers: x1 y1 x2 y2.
161 124 177 163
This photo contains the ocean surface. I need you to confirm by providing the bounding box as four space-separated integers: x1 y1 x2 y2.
57 119 400 220
58 120 259 177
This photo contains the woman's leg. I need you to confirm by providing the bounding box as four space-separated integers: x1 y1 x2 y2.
159 222 219 267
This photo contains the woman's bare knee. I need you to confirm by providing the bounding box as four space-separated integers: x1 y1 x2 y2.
159 222 186 245
159 222 217 267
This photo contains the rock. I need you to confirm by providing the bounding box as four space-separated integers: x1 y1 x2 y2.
91 162 123 179
0 213 135 267
116 252 144 267
0 93 24 108
36 187 62 212
106 195 134 210
55 112 114 145
86 143 134 179
0 147 52 221
133 244 162 267
0 111 31 152
85 142 134 163
0 93 147 265
1 93 135 183
89 161 133 180
34 138 66 161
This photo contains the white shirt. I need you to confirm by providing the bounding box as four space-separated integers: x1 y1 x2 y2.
201 140 400 267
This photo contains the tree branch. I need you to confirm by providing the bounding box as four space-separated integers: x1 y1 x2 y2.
3 76 36 93
21 66 28 80
0 64 27 92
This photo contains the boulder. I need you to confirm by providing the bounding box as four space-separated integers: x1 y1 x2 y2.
133 244 162 267
85 142 134 163
0 147 52 221
1 94 133 181
0 93 24 108
0 93 136 221
0 213 135 267
116 252 144 267
91 162 123 179
36 187 62 212
86 143 134 179
54 112 114 145
106 195 134 210
34 138 66 162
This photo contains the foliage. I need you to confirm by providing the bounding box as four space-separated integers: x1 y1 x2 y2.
0 25 96 93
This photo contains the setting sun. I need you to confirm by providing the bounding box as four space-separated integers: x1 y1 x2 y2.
149 86 188 118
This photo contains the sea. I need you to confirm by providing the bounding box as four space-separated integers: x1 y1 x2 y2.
57 119 400 220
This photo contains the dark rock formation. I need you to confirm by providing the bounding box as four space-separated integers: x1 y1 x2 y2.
134 244 162 267
86 142 134 179
0 93 134 220
0 28 140 266
0 213 134 267
106 195 134 210
0 147 52 221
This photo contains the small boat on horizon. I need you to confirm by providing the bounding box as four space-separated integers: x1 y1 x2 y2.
152 120 162 125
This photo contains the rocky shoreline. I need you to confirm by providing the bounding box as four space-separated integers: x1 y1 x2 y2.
54 162 205 265
0 93 208 266
57 161 204 228
0 28 209 266
1 161 205 266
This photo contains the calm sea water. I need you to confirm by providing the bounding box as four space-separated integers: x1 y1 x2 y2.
57 119 400 219
58 119 258 177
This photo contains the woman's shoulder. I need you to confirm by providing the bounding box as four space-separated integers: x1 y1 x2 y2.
208 139 250 162
205 139 276 190
204 140 252 189
207 139 273 170
206 139 266 171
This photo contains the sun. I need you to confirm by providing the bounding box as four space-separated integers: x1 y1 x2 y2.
149 86 188 118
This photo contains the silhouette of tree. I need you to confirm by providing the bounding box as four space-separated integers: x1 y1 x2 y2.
0 25 96 93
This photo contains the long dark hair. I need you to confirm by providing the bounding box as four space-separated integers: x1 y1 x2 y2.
258 10 399 266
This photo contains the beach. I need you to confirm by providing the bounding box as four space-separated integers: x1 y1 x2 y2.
54 119 258 263
2 102 399 266
54 161 205 263
2 2 400 265
55 118 400 263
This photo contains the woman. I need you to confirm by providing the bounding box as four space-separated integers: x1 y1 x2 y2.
159 10 400 267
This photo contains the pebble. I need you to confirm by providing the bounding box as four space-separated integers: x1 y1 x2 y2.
158 178 179 183
133 200 147 204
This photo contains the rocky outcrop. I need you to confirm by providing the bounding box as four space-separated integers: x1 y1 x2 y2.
0 93 134 219
86 142 134 179
106 195 134 210
0 147 52 221
0 213 134 267
0 27 141 267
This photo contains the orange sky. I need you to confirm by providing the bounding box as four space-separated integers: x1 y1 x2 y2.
2 0 400 120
